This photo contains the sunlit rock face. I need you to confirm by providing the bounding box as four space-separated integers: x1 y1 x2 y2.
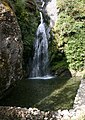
0 0 23 98
45 0 58 27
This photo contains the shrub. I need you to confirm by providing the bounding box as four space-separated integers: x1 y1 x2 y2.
51 0 85 71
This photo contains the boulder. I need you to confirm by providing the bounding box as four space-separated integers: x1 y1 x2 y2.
0 0 23 98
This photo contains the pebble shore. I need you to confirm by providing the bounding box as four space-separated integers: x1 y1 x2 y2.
0 79 85 120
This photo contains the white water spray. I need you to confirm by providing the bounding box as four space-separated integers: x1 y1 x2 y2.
29 0 54 79
31 13 49 77
30 0 51 79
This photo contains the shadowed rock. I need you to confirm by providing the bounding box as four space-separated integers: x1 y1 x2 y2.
0 0 23 99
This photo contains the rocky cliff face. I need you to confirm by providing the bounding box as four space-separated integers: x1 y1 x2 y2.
45 0 58 28
0 0 23 98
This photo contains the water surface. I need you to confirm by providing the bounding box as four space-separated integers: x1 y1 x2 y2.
0 76 80 111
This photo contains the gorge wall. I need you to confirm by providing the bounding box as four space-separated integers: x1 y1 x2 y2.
0 0 23 98
9 0 39 74
45 0 58 28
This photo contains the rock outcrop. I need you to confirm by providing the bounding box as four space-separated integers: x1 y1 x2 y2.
0 0 23 98
45 0 58 28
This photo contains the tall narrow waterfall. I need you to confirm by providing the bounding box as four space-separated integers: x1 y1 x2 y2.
30 11 49 78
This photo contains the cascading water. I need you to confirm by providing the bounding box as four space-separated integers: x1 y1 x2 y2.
30 0 49 78
30 0 53 79
30 12 49 78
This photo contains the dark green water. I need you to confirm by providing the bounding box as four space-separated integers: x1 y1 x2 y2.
0 76 80 111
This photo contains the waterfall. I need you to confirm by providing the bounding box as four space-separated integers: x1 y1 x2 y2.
29 0 55 79
30 11 49 78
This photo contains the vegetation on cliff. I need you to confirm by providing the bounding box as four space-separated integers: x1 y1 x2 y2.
0 0 85 117
8 0 85 75
9 0 39 70
50 0 85 73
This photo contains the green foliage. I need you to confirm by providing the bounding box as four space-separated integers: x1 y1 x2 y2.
65 32 85 70
51 0 85 71
10 0 39 67
51 59 68 72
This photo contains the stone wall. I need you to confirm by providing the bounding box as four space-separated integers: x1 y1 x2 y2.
0 0 23 98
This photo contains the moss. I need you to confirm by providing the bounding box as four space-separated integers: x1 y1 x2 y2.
35 77 80 111
9 0 39 71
